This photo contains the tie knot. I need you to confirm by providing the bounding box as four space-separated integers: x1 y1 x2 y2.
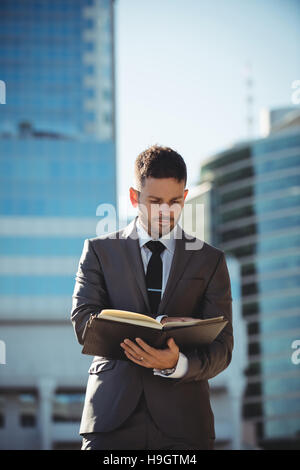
145 240 166 255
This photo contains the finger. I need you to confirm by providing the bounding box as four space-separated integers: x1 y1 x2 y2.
124 349 150 367
167 337 178 351
120 341 138 358
124 349 141 364
122 339 150 361
124 338 147 355
135 338 159 357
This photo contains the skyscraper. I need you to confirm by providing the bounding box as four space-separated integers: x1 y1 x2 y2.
198 108 300 449
0 0 117 449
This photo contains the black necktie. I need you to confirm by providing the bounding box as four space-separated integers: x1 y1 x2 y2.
145 240 166 316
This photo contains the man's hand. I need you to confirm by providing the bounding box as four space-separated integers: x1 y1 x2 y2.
120 337 179 369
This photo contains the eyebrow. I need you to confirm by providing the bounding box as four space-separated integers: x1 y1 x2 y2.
147 195 183 201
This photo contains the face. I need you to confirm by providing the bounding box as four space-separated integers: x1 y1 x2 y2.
129 177 188 238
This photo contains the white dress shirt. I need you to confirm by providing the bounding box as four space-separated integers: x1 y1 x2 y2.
135 217 188 379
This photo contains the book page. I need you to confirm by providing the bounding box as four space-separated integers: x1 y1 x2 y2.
98 310 224 331
99 309 162 327
98 314 162 330
162 316 224 329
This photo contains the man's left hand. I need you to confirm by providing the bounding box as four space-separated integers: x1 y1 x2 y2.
120 337 179 369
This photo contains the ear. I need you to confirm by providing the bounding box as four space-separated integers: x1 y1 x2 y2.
183 189 189 201
129 187 139 208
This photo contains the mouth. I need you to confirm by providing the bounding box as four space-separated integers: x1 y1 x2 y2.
158 219 173 225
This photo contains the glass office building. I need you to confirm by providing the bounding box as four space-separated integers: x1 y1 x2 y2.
0 0 116 449
199 111 300 448
0 0 115 142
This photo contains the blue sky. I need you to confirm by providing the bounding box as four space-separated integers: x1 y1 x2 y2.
115 0 300 218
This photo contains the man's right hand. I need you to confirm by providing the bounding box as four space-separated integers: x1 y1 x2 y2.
161 316 196 325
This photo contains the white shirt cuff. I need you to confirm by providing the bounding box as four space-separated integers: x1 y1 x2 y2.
155 314 168 323
153 352 188 379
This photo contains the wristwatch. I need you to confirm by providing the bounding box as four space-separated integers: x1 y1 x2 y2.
159 367 176 376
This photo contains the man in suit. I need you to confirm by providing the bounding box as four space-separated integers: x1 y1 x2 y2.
71 145 233 450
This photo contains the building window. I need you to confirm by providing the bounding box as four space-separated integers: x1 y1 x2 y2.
19 393 37 428
20 413 36 427
52 390 85 423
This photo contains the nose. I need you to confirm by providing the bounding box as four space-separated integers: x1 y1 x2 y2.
159 203 172 214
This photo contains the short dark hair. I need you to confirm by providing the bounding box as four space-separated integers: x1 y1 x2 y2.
134 144 187 189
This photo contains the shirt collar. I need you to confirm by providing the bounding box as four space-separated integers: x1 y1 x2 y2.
136 216 177 254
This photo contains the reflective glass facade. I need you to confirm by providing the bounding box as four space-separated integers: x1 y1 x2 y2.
0 139 116 217
0 0 114 141
200 129 300 446
0 0 116 353
0 0 116 448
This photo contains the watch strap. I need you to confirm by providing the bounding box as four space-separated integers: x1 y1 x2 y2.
159 367 176 376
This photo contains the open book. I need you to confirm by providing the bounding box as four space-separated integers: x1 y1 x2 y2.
99 309 225 329
82 309 228 360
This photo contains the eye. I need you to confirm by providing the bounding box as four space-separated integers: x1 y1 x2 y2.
148 199 181 205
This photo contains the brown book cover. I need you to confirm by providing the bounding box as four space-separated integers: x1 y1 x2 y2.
82 309 228 360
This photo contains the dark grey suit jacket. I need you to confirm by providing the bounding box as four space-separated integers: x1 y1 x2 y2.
71 216 233 447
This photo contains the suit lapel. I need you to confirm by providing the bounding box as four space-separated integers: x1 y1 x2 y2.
121 216 202 315
121 217 151 312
